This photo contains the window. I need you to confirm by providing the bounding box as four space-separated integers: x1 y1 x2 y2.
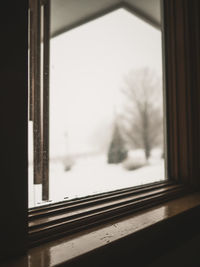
29 0 166 208
1 0 200 261
27 0 196 246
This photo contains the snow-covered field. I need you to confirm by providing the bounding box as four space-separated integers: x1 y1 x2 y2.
29 152 165 208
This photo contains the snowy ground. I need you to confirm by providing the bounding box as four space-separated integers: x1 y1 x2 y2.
29 151 165 208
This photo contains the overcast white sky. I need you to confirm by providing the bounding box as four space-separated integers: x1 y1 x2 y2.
49 8 163 157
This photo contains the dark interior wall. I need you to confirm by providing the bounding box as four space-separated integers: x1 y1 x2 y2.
148 234 200 267
0 1 28 260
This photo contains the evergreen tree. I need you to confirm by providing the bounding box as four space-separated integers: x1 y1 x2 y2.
107 124 128 164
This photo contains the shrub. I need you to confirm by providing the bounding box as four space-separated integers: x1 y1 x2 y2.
63 156 74 171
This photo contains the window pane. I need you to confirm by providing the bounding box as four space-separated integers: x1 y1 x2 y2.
29 1 165 208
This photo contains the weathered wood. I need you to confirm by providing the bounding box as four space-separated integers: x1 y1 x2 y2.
30 0 43 184
163 0 200 186
42 0 50 200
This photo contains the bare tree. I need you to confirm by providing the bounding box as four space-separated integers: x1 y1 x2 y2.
118 68 163 161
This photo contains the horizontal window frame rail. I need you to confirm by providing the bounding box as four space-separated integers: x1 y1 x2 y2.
29 181 188 246
29 180 172 216
29 182 180 225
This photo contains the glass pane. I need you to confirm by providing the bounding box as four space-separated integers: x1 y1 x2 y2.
29 1 165 208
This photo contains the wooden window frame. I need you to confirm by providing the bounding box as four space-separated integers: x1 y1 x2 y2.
27 0 200 247
29 0 50 199
0 0 200 261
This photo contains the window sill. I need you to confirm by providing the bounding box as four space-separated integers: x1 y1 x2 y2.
28 181 186 246
4 191 200 267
